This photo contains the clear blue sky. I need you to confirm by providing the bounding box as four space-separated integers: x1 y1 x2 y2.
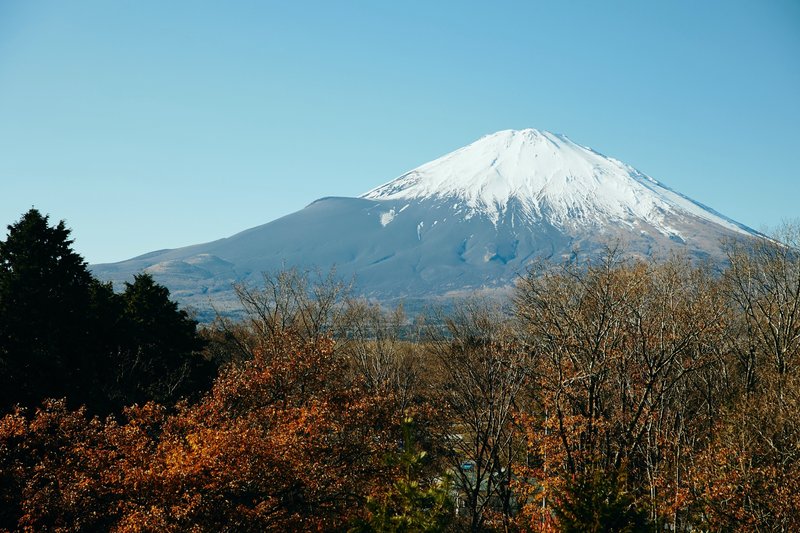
1 0 798 263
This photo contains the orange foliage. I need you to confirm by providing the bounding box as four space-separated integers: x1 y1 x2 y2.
0 333 399 532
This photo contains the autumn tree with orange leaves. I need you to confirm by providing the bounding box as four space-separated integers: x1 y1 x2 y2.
3 220 800 532
0 332 410 532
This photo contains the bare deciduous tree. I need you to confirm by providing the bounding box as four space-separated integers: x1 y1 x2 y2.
427 300 532 532
213 267 351 362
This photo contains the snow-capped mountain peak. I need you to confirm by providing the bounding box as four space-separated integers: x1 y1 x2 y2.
362 128 750 236
93 128 761 319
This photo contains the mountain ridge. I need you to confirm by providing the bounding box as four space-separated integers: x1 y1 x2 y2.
92 129 762 318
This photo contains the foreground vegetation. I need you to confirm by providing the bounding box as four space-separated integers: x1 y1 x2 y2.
1 209 799 531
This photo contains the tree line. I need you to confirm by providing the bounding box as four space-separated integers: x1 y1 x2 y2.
0 209 214 416
1 208 799 531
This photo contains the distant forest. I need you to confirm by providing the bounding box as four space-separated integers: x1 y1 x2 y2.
1 208 799 532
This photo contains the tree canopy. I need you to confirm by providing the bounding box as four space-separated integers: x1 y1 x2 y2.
0 209 212 415
0 209 96 409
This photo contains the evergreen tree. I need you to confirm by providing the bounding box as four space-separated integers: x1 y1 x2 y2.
0 209 97 410
111 273 212 407
553 469 652 533
0 209 214 414
350 418 453 533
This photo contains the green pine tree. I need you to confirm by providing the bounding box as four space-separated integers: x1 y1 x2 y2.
350 418 454 533
0 209 98 410
111 272 212 407
0 209 215 414
553 469 652 533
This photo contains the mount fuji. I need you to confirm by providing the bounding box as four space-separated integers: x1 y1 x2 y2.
92 129 762 315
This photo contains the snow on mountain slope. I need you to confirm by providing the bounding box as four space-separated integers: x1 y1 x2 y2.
92 129 762 318
363 129 751 237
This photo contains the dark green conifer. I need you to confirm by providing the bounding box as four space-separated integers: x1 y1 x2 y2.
0 209 96 410
0 209 214 414
553 469 652 533
112 272 211 407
